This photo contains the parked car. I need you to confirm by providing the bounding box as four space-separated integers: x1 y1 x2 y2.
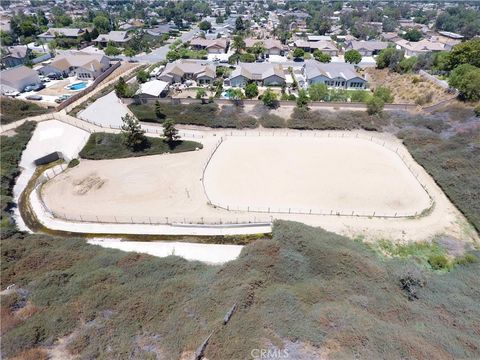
23 83 45 92
39 75 50 83
3 90 20 97
55 94 71 103
26 94 42 101
46 73 62 80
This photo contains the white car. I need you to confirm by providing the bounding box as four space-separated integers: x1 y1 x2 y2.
3 90 20 97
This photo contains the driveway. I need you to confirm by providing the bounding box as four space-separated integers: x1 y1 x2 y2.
122 27 199 63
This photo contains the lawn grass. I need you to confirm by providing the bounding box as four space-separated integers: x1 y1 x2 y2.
78 132 202 160
0 98 50 125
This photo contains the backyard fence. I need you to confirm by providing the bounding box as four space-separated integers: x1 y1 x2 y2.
56 61 122 112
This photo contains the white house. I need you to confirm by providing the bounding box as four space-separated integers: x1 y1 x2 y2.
39 52 110 80
0 65 41 92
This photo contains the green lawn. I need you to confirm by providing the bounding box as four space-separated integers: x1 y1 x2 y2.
79 133 202 160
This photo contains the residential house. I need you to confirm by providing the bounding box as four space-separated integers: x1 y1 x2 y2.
229 62 286 87
307 35 331 42
1 45 30 68
136 80 169 98
94 31 132 47
303 60 367 89
244 38 285 56
381 32 401 42
157 60 216 85
294 40 338 55
146 24 178 37
39 52 110 80
189 37 229 54
345 40 389 56
38 27 86 42
395 38 445 56
0 65 41 92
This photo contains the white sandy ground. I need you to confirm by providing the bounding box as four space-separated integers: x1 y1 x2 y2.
12 120 89 231
204 136 432 216
40 129 478 244
88 238 243 265
78 91 129 127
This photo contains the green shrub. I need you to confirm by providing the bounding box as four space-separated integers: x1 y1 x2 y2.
454 253 478 266
68 159 80 168
428 254 451 271
79 133 202 160
474 105 480 117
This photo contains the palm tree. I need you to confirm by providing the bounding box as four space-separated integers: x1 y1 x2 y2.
232 35 246 54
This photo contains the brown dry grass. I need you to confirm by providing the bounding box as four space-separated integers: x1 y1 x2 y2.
366 68 450 105
10 348 48 360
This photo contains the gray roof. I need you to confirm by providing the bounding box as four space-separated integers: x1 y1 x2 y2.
230 62 285 81
1 65 39 84
3 45 28 59
94 31 131 43
304 60 364 81
39 27 85 38
347 40 389 51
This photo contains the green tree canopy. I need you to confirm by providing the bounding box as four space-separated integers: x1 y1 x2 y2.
121 114 146 151
296 89 309 108
344 49 362 64
262 88 278 108
199 21 212 32
308 83 328 101
448 64 480 101
373 86 394 103
163 119 180 143
292 48 305 59
244 82 259 99
313 49 331 63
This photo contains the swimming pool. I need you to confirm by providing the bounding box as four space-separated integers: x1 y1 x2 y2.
68 82 87 91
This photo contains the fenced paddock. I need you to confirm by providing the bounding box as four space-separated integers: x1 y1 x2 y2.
203 133 433 219
38 130 435 234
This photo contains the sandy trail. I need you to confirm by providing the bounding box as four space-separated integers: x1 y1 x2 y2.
41 130 477 243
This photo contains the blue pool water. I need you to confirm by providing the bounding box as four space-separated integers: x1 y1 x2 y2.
68 82 87 90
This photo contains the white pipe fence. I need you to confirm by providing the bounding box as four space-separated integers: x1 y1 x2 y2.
201 131 435 219
31 129 435 227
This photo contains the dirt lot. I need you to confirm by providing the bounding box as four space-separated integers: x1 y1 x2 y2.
41 129 475 243
366 68 451 105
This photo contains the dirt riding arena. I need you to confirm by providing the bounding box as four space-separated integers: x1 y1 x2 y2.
41 130 475 242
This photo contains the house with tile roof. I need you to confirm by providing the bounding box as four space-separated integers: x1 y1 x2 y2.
0 65 41 92
189 37 229 54
303 60 367 89
345 40 389 56
1 45 30 68
157 60 216 85
293 40 339 55
94 31 132 47
244 38 286 56
394 38 445 56
38 52 110 80
229 62 286 87
38 28 87 42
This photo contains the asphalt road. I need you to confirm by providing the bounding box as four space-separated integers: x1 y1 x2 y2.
130 27 199 63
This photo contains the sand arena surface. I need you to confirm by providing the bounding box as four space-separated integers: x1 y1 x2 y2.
203 136 431 216
40 131 476 242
